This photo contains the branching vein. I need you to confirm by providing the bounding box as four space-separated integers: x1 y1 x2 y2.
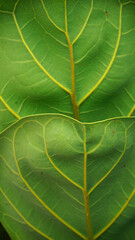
78 3 122 106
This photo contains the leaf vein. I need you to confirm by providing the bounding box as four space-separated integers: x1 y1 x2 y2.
94 189 135 239
88 127 127 196
12 1 71 95
78 3 122 106
0 188 52 240
40 0 65 32
43 125 83 191
72 0 93 45
0 96 20 120
12 126 86 239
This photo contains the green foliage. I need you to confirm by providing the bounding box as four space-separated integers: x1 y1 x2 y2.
0 115 135 240
0 0 135 132
0 0 135 239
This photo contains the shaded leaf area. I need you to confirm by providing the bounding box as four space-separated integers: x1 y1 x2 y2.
0 0 135 132
131 109 135 116
0 223 11 240
0 114 135 240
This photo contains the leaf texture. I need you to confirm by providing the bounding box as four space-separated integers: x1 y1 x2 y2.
0 0 135 132
0 114 135 240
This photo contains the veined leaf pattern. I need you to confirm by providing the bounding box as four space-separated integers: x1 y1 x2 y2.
0 0 135 132
0 0 135 239
0 115 135 239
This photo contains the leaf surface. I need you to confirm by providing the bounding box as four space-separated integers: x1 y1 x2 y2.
0 0 135 132
0 114 135 240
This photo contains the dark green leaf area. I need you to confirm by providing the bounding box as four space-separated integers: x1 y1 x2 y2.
0 223 11 240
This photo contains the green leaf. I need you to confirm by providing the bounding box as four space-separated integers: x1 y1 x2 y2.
0 114 135 240
0 0 135 132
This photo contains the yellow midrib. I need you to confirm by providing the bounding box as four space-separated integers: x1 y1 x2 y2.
2 2 133 121
64 0 79 120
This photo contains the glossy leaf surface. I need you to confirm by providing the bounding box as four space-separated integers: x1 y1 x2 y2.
0 0 135 132
0 114 135 240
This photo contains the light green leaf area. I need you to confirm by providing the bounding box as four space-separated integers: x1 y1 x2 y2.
0 114 135 240
0 0 135 132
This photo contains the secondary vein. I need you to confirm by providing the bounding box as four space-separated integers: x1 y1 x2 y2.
12 0 71 95
78 2 122 106
0 96 20 119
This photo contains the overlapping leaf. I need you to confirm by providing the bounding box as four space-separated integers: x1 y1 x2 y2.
0 0 135 132
0 114 135 240
0 0 135 239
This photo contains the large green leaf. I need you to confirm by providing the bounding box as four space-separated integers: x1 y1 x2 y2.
0 114 135 240
0 0 135 132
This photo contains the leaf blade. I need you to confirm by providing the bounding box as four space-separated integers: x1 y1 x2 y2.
0 114 135 239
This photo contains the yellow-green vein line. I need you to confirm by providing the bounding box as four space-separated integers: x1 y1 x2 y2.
87 123 110 155
78 3 122 106
122 1 135 5
12 1 70 95
0 188 52 240
0 154 19 176
56 183 84 207
41 0 64 32
43 126 84 191
72 0 93 45
0 96 20 119
94 188 135 239
72 123 84 143
35 16 68 48
127 122 135 130
3 214 24 224
88 128 127 196
128 105 135 116
12 127 86 240
0 10 12 14
123 88 135 102
83 126 93 240
65 0 79 120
